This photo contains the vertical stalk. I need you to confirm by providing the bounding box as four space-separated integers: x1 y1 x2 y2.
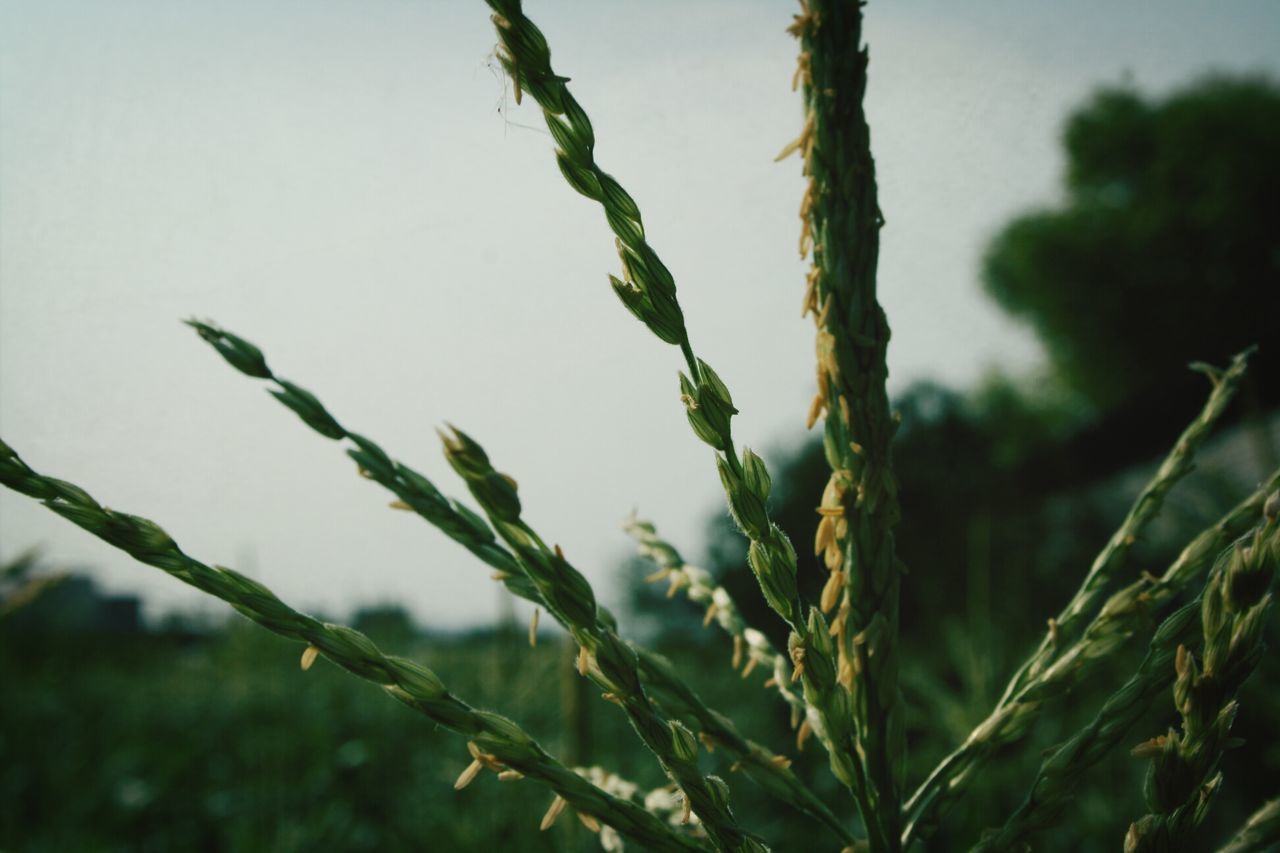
788 2 903 848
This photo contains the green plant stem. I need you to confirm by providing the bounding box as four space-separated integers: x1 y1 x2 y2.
1002 351 1253 705
789 2 902 849
625 517 879 846
1217 798 1280 853
1125 503 1278 851
624 515 808 729
187 320 854 847
481 0 803 630
903 353 1260 846
0 439 704 853
439 425 763 852
478 1 872 837
904 469 1279 846
972 510 1276 852
972 598 1202 852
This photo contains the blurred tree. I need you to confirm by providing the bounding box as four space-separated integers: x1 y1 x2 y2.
351 604 417 647
983 76 1280 416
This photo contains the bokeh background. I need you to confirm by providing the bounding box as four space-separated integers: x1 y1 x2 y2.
2 0 1277 850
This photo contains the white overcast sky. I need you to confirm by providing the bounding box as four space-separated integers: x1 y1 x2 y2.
2 1 1278 630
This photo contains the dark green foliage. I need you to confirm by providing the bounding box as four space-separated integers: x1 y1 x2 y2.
983 77 1280 415
0 609 855 852
0 623 561 852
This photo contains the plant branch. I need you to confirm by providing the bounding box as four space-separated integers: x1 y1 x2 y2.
186 319 853 846
903 352 1260 846
0 439 704 853
439 425 764 852
1002 350 1254 705
478 1 873 835
625 515 808 730
787 2 902 847
972 507 1277 852
1125 494 1278 851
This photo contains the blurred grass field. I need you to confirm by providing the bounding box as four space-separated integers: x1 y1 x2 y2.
3 581 1276 851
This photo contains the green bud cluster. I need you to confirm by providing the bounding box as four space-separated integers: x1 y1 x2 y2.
972 595 1205 852
483 0 688 349
1126 513 1278 852
746 532 802 631
481 0 820 737
906 351 1264 848
186 319 272 379
679 360 738 452
435 424 760 852
669 721 700 764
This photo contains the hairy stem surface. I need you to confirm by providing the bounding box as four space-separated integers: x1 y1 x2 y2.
788 1 902 848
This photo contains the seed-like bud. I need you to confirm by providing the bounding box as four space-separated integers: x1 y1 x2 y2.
594 632 640 696
748 535 799 625
128 516 177 554
704 774 732 811
1201 572 1227 638
718 456 769 539
610 273 650 321
454 758 484 790
1225 530 1276 611
820 569 844 613
796 718 813 752
597 172 639 222
472 711 539 763
680 373 726 450
814 516 835 556
696 380 736 443
741 447 772 500
545 549 598 628
547 116 591 172
186 321 273 379
1156 599 1199 647
450 499 496 542
539 795 568 831
669 720 700 763
807 607 833 657
1130 734 1168 760
696 359 734 408
272 380 345 440
630 242 676 299
476 471 521 523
